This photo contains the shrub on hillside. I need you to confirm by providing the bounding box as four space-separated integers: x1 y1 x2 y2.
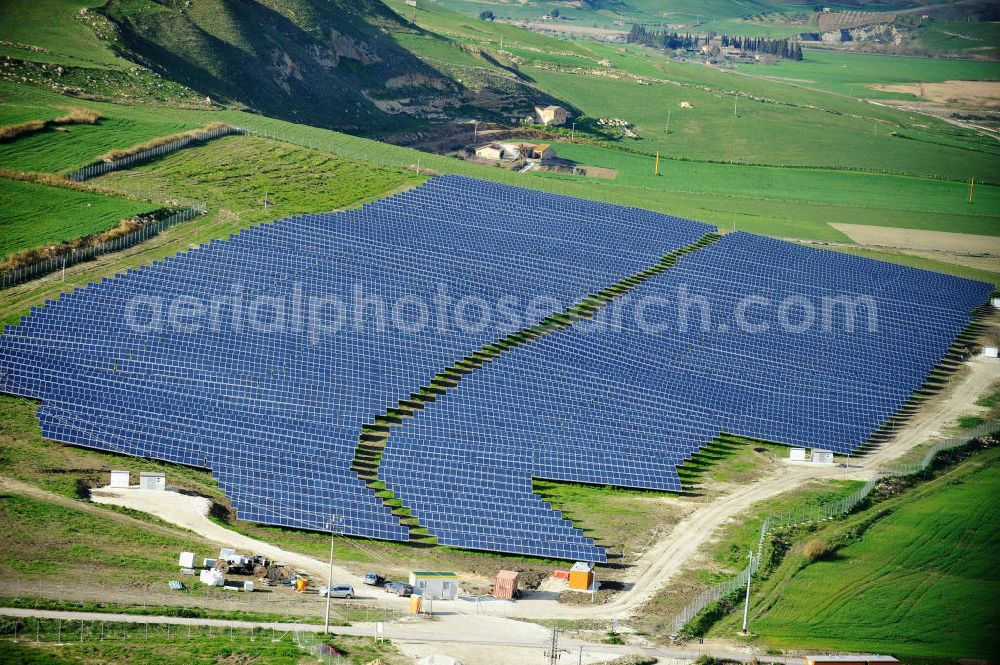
53 107 102 124
803 538 830 561
0 119 46 141
0 108 103 142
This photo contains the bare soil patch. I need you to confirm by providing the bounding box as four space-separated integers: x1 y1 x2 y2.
576 165 618 180
830 223 1000 256
871 80 1000 110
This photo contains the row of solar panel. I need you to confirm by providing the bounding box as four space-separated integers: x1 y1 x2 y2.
1 176 718 560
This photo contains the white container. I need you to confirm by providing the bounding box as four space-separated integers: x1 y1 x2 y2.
789 448 807 461
990 297 1000 309
812 450 835 464
178 552 196 568
983 346 998 358
243 581 254 592
219 547 236 560
139 472 165 491
110 470 130 488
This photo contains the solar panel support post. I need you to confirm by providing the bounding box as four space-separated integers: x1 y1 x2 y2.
324 513 338 634
741 550 753 634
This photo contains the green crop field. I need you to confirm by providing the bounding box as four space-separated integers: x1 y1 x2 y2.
736 49 1000 99
0 178 160 256
0 115 197 174
711 447 1000 660
541 141 1000 236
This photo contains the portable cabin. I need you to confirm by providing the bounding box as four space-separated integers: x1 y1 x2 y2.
568 562 595 591
409 572 459 600
109 470 130 488
812 450 835 464
789 448 807 462
493 570 520 599
139 471 166 491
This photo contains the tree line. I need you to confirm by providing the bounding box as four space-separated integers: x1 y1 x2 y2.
627 25 803 61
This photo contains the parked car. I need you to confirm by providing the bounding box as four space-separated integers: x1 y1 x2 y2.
383 581 413 597
317 584 355 599
363 572 385 586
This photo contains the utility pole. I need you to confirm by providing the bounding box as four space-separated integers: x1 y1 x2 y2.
734 93 738 118
741 550 754 634
324 513 339 634
571 121 576 140
654 150 660 176
968 176 975 204
473 119 479 143
545 626 565 665
666 109 672 135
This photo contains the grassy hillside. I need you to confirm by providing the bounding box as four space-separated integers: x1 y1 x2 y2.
919 20 1000 57
0 0 123 68
93 134 421 222
711 446 1000 660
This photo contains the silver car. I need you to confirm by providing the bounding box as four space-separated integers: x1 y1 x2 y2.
318 584 355 599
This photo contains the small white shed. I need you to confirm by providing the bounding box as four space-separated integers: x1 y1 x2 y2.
139 471 166 491
983 346 998 358
178 552 196 568
789 448 808 462
990 297 1000 309
110 470 130 488
812 450 835 465
409 572 459 600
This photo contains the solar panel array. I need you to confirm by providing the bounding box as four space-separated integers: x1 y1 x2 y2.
0 175 714 552
379 232 992 559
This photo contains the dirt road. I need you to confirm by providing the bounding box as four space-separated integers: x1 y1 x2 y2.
90 486 364 587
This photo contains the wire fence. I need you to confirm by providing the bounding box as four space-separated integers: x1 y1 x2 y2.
294 630 354 664
1 204 207 290
68 125 246 182
669 420 1000 633
0 616 293 646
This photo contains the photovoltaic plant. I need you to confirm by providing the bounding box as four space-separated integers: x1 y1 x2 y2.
0 178 990 561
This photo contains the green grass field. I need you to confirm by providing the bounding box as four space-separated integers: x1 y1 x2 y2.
711 447 1000 659
634 477 865 632
919 20 1000 57
93 134 420 223
0 178 161 256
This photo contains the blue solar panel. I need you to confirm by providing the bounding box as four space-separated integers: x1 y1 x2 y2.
378 232 991 558
0 175 713 557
